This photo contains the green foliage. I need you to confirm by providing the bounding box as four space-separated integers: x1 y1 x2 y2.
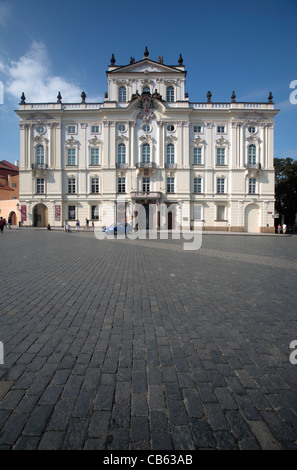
274 157 297 224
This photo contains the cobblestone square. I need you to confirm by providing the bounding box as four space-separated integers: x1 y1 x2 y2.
0 228 297 450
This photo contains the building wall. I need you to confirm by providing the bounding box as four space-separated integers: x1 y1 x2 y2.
15 55 278 233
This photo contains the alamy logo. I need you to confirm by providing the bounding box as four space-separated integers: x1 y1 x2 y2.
289 81 297 105
0 341 4 365
289 340 297 364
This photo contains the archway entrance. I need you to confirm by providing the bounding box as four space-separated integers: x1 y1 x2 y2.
33 204 48 227
8 211 17 226
245 204 260 233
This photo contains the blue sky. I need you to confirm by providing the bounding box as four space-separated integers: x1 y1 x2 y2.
0 0 297 164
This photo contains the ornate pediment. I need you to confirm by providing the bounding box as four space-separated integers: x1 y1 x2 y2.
108 59 185 75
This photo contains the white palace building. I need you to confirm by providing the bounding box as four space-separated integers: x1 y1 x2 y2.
16 47 279 233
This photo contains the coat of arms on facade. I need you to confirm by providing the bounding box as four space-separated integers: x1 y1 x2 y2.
132 89 163 122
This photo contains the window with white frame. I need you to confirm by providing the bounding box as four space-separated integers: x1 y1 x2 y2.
36 178 44 194
118 143 126 164
193 125 202 133
216 147 226 165
217 177 225 194
248 144 256 165
248 177 256 194
193 177 202 194
118 177 126 193
142 143 150 163
193 204 202 220
217 125 225 134
142 86 150 93
166 85 174 102
68 177 76 194
217 205 226 221
91 125 100 134
167 177 175 193
91 177 99 194
118 86 127 103
67 125 77 134
142 177 150 193
166 143 175 164
90 148 99 166
36 145 44 165
67 148 76 166
193 147 202 165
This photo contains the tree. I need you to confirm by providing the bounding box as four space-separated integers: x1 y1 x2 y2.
274 157 297 225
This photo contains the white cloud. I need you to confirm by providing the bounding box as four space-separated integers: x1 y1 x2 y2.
2 41 101 103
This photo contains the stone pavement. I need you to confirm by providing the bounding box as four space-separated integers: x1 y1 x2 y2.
0 228 297 450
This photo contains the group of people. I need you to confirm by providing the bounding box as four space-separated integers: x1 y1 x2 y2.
64 218 95 233
277 223 291 234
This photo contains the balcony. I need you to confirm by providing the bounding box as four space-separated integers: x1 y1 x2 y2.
244 163 261 170
31 163 48 170
116 163 129 169
131 191 162 201
136 162 157 169
165 163 177 169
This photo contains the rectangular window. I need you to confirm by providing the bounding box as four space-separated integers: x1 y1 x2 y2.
91 125 99 134
193 177 202 193
90 148 99 165
167 177 175 193
142 177 150 193
217 178 225 194
118 177 126 193
217 125 225 134
67 125 76 134
193 125 202 133
91 205 99 220
249 178 256 194
217 205 226 221
91 177 99 194
193 204 202 220
216 148 225 165
67 148 76 166
68 177 76 194
193 147 202 165
68 205 76 220
36 178 44 194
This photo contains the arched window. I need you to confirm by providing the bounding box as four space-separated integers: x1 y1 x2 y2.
166 85 174 102
36 144 44 164
142 86 150 94
142 143 150 163
248 144 256 164
118 86 126 103
118 143 126 164
166 143 175 164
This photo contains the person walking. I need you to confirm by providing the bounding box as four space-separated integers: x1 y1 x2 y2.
76 220 80 232
282 223 287 234
0 217 4 234
277 224 281 234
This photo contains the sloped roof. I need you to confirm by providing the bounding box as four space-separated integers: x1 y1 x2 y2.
0 160 19 173
107 58 186 76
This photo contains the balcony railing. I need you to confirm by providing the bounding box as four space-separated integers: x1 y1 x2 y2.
116 163 129 169
136 162 157 169
165 163 177 169
31 163 48 170
131 191 162 200
244 163 261 170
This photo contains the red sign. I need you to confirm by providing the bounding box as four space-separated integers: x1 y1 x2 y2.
21 205 26 222
55 205 61 221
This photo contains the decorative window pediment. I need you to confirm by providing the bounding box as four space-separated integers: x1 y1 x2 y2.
215 136 229 147
65 136 80 148
88 136 102 147
192 136 205 146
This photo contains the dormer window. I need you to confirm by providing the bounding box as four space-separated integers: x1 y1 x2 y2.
142 86 150 94
118 86 127 103
166 85 174 102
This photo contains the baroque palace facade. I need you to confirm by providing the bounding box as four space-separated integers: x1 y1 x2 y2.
16 48 279 232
